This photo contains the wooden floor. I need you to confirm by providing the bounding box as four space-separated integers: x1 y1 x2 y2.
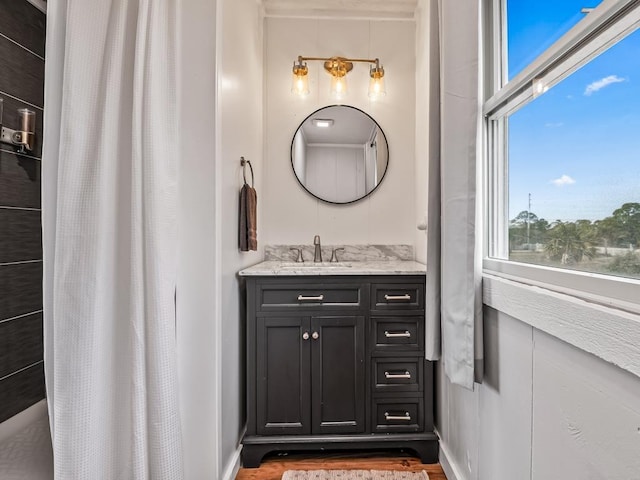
235 452 447 480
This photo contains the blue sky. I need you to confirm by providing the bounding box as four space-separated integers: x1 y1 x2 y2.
507 0 640 222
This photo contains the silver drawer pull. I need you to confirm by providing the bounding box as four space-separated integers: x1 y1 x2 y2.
297 294 324 301
384 330 411 338
384 294 411 301
384 370 411 379
385 411 411 421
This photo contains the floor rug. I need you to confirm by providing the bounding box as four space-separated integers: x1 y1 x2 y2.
281 470 429 480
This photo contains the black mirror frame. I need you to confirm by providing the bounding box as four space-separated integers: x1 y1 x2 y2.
290 104 389 205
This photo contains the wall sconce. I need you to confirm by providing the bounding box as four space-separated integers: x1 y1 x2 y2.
292 56 386 100
0 98 36 154
292 60 310 96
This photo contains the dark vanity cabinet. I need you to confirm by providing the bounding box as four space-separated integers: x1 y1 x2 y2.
242 275 438 467
256 314 365 436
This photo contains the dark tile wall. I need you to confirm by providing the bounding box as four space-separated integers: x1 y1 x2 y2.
0 0 46 423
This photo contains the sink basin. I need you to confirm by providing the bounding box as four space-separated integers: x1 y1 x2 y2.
278 262 353 269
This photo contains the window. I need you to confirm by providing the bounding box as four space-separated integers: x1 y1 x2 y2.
485 0 640 302
506 0 604 78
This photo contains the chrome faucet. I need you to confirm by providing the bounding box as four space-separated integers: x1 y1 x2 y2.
313 235 322 262
330 247 345 263
290 247 304 263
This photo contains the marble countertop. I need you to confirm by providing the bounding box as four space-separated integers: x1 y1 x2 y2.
238 260 426 276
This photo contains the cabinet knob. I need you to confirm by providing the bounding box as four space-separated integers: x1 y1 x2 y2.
312 331 319 340
302 332 310 340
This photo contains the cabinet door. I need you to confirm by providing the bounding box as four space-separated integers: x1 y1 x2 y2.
256 316 311 435
310 315 365 434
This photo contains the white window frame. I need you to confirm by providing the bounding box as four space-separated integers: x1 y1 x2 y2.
483 0 640 314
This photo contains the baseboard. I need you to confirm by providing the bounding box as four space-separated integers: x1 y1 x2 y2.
221 445 242 480
0 400 48 444
438 438 468 480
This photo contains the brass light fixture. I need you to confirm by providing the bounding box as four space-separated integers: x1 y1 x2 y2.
292 55 386 100
292 59 310 96
368 60 386 100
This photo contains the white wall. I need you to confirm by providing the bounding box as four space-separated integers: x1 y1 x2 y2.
306 146 365 203
263 17 416 248
218 0 264 477
292 130 307 184
438 306 640 480
177 0 263 479
177 0 219 478
414 0 433 263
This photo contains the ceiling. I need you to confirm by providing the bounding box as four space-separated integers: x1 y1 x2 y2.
262 0 418 19
300 106 377 145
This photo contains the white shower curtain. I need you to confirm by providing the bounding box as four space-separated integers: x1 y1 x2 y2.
42 1 184 478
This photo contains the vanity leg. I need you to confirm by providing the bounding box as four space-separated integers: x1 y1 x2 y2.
241 444 269 468
410 440 439 464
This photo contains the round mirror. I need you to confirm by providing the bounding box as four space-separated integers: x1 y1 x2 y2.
291 105 389 204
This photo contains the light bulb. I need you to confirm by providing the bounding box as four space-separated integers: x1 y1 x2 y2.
330 75 347 99
291 61 309 97
368 64 386 100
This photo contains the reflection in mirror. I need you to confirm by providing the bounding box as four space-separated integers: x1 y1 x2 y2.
291 105 388 204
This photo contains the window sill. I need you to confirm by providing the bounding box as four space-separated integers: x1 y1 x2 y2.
484 258 640 314
482 267 640 379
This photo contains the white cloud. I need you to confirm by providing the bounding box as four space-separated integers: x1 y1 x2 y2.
551 174 576 187
584 75 625 96
545 122 564 128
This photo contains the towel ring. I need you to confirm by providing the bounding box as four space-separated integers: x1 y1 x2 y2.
241 157 254 187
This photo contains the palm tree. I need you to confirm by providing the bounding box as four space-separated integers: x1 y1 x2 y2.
544 221 595 264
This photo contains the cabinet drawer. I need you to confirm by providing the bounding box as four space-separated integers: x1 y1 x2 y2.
372 358 423 393
372 398 424 433
257 284 362 310
371 283 424 311
370 317 424 354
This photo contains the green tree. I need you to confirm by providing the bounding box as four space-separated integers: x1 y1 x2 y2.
612 202 640 247
509 210 546 250
594 216 622 255
544 221 595 264
509 211 545 250
575 219 598 244
511 210 538 225
531 218 550 245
